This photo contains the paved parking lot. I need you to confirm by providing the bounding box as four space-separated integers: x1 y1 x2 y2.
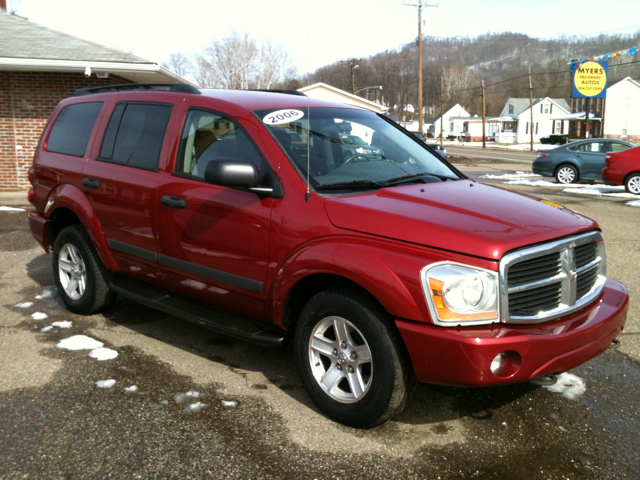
1 161 639 479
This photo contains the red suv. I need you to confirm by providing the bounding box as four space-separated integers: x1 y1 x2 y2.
28 83 628 427
602 145 640 194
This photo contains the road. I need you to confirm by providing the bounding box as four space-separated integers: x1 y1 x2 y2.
1 175 639 479
447 145 538 163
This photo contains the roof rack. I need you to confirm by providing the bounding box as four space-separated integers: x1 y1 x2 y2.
247 89 306 97
73 82 201 97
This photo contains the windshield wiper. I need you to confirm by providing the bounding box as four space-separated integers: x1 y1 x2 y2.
315 179 384 191
381 172 457 186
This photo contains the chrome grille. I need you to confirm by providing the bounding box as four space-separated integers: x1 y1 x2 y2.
500 231 606 323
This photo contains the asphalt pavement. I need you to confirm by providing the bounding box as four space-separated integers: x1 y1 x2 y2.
1 167 639 479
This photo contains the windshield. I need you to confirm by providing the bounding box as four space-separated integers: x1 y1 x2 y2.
255 107 460 193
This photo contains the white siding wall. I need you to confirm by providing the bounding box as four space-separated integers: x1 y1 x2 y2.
604 79 640 137
516 101 569 143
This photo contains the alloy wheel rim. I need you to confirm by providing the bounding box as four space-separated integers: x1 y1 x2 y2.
557 167 576 183
308 316 373 404
629 176 640 194
58 244 87 300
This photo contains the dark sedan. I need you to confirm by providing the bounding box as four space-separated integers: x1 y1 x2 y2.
532 138 635 184
408 131 448 160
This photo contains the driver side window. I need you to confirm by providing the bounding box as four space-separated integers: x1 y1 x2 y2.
175 109 263 179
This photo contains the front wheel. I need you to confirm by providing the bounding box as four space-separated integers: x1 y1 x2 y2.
294 289 411 428
52 225 115 314
555 164 579 184
625 173 640 195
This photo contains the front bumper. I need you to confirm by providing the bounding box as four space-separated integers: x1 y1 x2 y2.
397 278 628 386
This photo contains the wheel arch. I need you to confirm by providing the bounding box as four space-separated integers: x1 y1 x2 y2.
44 183 119 271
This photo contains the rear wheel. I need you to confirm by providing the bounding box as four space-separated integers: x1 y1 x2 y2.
52 225 115 314
625 173 640 195
294 288 411 428
555 164 579 184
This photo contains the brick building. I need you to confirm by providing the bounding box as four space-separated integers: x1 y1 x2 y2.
0 6 191 193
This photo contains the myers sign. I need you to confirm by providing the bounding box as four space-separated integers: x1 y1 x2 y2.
571 60 608 98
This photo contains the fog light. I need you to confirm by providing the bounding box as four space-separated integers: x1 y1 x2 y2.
489 350 522 378
490 353 503 374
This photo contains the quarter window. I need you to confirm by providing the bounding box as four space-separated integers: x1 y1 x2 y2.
47 102 103 157
99 102 172 171
175 109 264 179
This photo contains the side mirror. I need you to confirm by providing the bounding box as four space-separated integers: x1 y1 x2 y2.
204 159 259 189
435 149 447 159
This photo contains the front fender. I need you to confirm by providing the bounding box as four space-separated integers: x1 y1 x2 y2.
270 236 468 328
44 183 119 271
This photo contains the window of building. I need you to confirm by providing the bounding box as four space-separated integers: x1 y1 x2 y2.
175 108 264 179
544 104 549 114
46 102 103 157
99 102 173 171
622 122 628 137
509 104 514 114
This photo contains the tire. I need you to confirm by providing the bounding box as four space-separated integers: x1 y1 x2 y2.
625 173 640 195
52 225 116 315
555 164 579 184
294 288 412 428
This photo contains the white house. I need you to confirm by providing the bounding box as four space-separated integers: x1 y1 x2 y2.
604 77 640 143
462 116 503 142
426 104 470 138
298 82 388 114
496 98 570 143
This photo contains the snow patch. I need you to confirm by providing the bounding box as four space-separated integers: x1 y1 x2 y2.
57 335 103 351
14 302 33 308
174 391 201 404
51 321 72 329
96 379 116 388
562 186 637 198
35 288 56 300
221 400 238 408
160 400 169 405
0 206 26 212
187 402 207 413
124 385 139 393
89 347 118 361
31 312 48 320
543 373 586 400
480 172 541 180
40 326 54 332
626 200 640 207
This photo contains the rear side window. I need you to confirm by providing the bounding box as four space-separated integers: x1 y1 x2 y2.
609 142 631 152
46 102 103 157
99 102 172 171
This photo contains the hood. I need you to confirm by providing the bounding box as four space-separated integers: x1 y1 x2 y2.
324 180 597 261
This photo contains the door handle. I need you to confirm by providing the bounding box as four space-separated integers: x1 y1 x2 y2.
161 195 187 209
82 178 100 189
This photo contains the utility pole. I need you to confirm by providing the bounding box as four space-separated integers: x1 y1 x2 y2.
440 75 444 142
405 0 438 133
481 80 486 149
341 58 361 94
585 98 591 139
528 65 534 151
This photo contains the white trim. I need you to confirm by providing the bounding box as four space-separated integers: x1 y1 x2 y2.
298 82 388 112
0 57 196 86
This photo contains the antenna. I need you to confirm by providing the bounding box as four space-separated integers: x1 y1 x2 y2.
305 38 312 202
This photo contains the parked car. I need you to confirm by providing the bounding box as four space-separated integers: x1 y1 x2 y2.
28 83 628 428
532 138 634 184
602 145 640 194
408 131 448 160
339 134 383 160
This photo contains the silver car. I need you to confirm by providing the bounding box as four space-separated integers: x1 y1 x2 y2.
532 138 635 184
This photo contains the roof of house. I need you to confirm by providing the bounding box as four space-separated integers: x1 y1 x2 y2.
505 97 570 115
0 10 151 63
610 76 640 90
432 104 469 121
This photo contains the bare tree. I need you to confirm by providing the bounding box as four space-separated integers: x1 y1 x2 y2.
196 31 258 89
162 53 193 78
255 41 292 89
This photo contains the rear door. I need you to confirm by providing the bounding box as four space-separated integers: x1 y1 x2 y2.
82 94 176 287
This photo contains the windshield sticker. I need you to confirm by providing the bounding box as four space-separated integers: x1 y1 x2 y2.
263 109 304 125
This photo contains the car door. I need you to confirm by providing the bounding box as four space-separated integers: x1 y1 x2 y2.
573 142 606 179
82 96 175 288
156 106 279 320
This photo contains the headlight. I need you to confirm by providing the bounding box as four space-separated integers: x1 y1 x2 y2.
421 263 499 325
355 147 373 154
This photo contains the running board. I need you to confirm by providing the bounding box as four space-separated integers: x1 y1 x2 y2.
109 276 286 347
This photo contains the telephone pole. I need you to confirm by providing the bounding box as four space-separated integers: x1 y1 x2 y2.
341 58 361 94
528 65 534 151
481 80 486 149
405 1 438 133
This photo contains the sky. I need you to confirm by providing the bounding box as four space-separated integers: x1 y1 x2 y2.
10 0 640 74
